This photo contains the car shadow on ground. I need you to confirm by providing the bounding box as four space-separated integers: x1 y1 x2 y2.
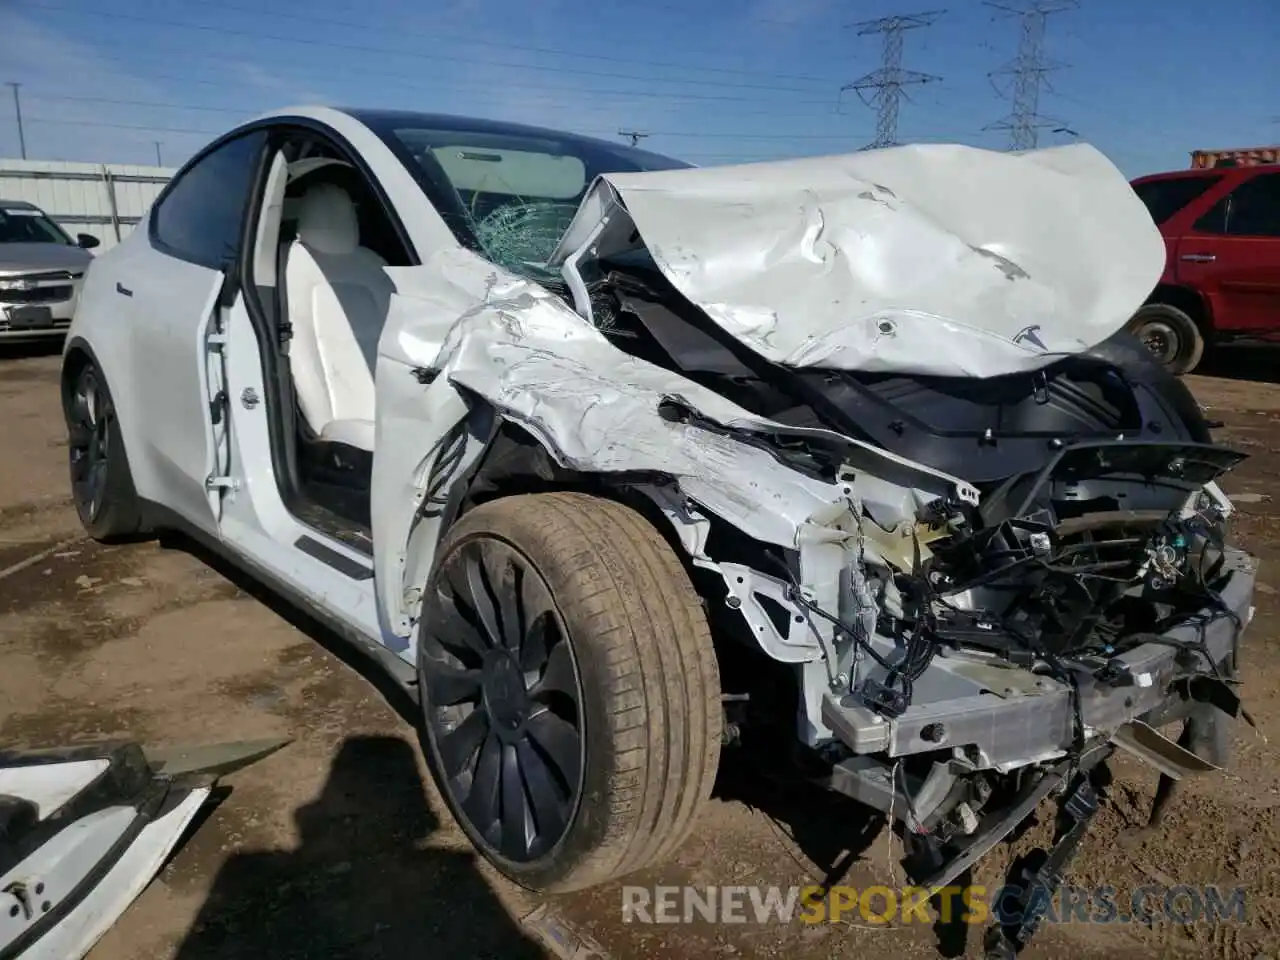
171 734 546 960
1198 344 1280 384
158 530 420 725
165 531 968 956
0 339 63 362
153 535 551 957
713 750 885 889
713 749 974 958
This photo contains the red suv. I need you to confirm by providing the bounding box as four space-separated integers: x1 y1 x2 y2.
1127 164 1280 373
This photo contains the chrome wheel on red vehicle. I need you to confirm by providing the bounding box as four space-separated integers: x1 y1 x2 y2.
1140 321 1180 366
1125 303 1205 375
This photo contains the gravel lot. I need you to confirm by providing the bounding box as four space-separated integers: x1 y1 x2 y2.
2 341 1278 960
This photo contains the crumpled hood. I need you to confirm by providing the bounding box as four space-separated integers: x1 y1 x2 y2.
551 142 1165 379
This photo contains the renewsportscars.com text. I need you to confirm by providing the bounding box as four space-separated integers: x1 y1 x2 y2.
621 883 1247 926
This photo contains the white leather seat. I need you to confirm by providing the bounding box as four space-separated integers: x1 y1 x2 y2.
284 182 394 452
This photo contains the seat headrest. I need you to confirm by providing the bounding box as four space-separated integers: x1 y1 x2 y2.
296 182 359 255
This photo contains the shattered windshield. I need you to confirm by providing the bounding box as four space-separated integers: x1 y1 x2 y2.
358 111 688 279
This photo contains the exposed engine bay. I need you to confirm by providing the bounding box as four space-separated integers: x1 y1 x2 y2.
388 142 1259 958
553 254 1256 956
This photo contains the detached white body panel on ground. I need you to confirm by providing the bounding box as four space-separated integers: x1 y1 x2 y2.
0 741 285 960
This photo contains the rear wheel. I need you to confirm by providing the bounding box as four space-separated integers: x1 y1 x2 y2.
63 360 146 541
1126 303 1205 375
417 492 721 893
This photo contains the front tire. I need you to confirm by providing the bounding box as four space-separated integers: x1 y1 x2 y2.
1126 303 1205 375
63 360 146 542
417 492 722 893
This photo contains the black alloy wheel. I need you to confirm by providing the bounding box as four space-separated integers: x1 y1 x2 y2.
418 537 585 864
62 357 145 542
68 364 115 525
417 492 722 894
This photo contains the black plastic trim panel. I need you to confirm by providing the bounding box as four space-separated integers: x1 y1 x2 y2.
293 535 374 580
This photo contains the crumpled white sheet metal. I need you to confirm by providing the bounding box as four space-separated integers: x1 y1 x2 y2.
551 142 1165 379
382 258 974 549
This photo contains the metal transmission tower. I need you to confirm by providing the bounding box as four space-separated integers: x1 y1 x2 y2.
842 10 945 150
617 129 650 148
984 0 1078 150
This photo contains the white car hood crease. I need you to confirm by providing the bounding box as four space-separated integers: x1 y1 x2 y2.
551 142 1166 379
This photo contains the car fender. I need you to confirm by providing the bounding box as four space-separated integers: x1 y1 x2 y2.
61 242 157 508
60 331 152 507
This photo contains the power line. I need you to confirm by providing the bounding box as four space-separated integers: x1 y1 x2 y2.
16 91 864 158
20 108 884 143
18 115 837 166
28 95 247 115
1044 89 1176 143
21 57 846 108
16 105 990 165
17 2 840 96
322 0 850 34
157 0 845 85
841 10 945 150
23 117 221 136
25 96 856 143
641 130 876 140
983 0 1078 150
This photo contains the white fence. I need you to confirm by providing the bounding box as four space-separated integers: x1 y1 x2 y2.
0 158 175 253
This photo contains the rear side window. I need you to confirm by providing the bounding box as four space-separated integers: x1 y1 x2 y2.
152 130 268 268
1193 197 1230 234
1131 176 1220 225
1222 173 1280 237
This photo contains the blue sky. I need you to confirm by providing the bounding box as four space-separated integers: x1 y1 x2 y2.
0 0 1275 176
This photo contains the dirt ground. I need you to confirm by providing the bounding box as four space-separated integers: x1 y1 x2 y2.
2 341 1278 960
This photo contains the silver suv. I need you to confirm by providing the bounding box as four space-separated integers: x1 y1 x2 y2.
0 200 99 341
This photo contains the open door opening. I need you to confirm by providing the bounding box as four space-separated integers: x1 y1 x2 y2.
239 129 414 555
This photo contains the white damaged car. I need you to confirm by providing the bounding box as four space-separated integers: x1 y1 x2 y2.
60 107 1257 955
